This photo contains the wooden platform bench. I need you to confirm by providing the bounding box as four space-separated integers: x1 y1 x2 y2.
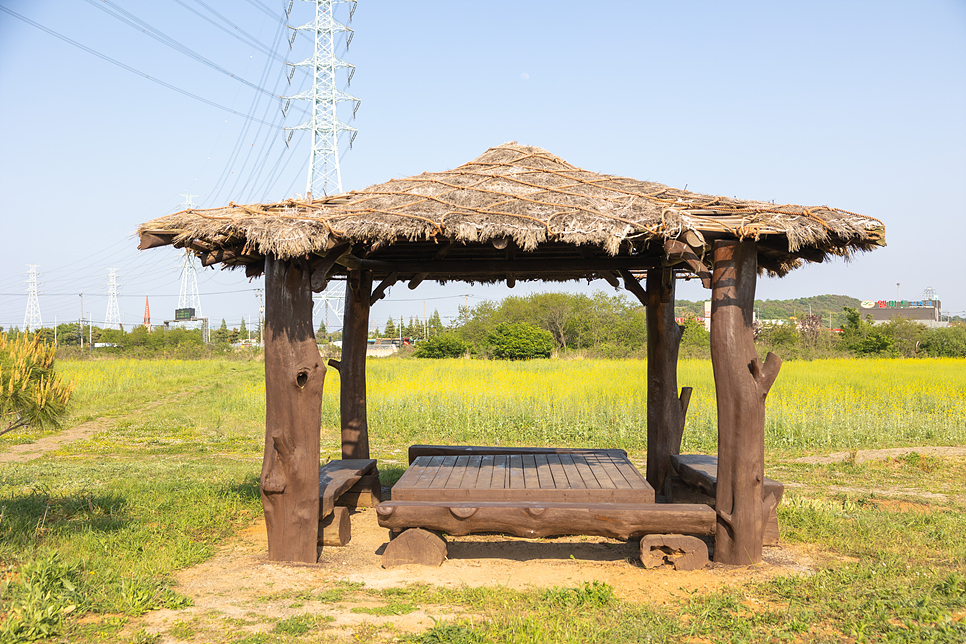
377 446 717 567
318 458 381 547
667 454 784 545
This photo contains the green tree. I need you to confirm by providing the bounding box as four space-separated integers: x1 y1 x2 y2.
239 317 248 340
316 320 327 342
0 335 74 436
486 323 556 360
212 319 231 344
414 334 467 358
427 309 444 338
842 308 893 356
384 317 397 339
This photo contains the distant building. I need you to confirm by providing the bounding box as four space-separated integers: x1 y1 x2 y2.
860 298 947 328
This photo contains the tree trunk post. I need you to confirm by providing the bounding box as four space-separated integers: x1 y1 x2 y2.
341 269 372 460
261 255 326 563
645 268 686 492
710 240 782 565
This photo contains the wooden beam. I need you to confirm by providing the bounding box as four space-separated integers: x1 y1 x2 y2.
341 269 372 460
261 255 325 563
201 246 251 267
376 501 716 539
645 268 686 492
245 259 265 278
408 273 427 290
352 257 659 276
138 231 177 250
710 240 782 565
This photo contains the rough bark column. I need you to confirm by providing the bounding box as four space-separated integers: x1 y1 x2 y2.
710 240 782 565
645 268 686 492
261 255 326 563
341 269 372 459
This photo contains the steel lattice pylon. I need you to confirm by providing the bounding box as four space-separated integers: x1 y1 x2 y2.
23 264 43 332
105 268 122 327
284 0 359 197
177 250 203 317
313 280 345 332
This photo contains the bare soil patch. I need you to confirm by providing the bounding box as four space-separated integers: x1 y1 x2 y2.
135 507 816 642
793 445 966 465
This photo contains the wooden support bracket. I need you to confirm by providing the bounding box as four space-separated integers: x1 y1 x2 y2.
618 268 648 306
370 272 399 306
310 243 351 292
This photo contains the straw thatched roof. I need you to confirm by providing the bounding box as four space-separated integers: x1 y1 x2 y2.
137 142 884 284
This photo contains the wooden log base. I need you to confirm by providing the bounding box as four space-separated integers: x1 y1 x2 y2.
382 528 447 568
640 534 709 571
670 454 784 545
336 473 383 509
376 501 716 539
320 459 377 518
319 506 351 547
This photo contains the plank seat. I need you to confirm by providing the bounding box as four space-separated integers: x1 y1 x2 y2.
669 454 784 544
320 458 376 519
669 454 784 500
376 500 716 539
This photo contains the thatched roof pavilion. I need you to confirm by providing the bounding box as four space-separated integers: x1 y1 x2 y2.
137 143 884 568
139 142 883 282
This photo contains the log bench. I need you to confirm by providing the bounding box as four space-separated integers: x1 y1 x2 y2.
666 454 784 545
318 458 381 547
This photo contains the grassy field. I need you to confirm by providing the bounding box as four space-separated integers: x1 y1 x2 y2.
1 357 964 642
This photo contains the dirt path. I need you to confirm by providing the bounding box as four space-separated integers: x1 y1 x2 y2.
0 389 199 465
792 445 966 465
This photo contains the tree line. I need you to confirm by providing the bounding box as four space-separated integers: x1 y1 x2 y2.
413 292 966 360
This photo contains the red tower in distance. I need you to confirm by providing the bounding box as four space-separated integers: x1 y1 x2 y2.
144 296 151 332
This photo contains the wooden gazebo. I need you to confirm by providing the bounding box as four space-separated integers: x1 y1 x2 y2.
137 143 884 567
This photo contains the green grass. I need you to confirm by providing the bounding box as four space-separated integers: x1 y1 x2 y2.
1 356 965 642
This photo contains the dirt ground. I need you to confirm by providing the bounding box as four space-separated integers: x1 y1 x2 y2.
131 506 817 642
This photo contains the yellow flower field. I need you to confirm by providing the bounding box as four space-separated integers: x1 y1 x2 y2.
52 357 965 457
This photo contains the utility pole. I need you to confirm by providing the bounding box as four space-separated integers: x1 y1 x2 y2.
258 289 265 346
79 292 84 348
284 0 360 197
23 265 43 332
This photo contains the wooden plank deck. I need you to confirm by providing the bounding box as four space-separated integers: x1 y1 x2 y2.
392 450 654 504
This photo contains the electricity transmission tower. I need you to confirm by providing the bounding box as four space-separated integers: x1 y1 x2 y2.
23 265 43 332
284 0 360 197
176 193 203 318
177 251 203 317
313 280 346 331
105 268 122 327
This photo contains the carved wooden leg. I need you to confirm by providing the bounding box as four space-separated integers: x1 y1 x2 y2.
261 256 325 563
710 241 781 565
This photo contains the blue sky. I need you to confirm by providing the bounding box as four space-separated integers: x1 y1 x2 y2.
1 0 964 332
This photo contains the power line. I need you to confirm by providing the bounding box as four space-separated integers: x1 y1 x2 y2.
0 6 282 128
80 0 280 101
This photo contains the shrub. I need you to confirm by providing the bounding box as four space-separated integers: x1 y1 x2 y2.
414 334 467 359
0 335 74 437
485 323 555 360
